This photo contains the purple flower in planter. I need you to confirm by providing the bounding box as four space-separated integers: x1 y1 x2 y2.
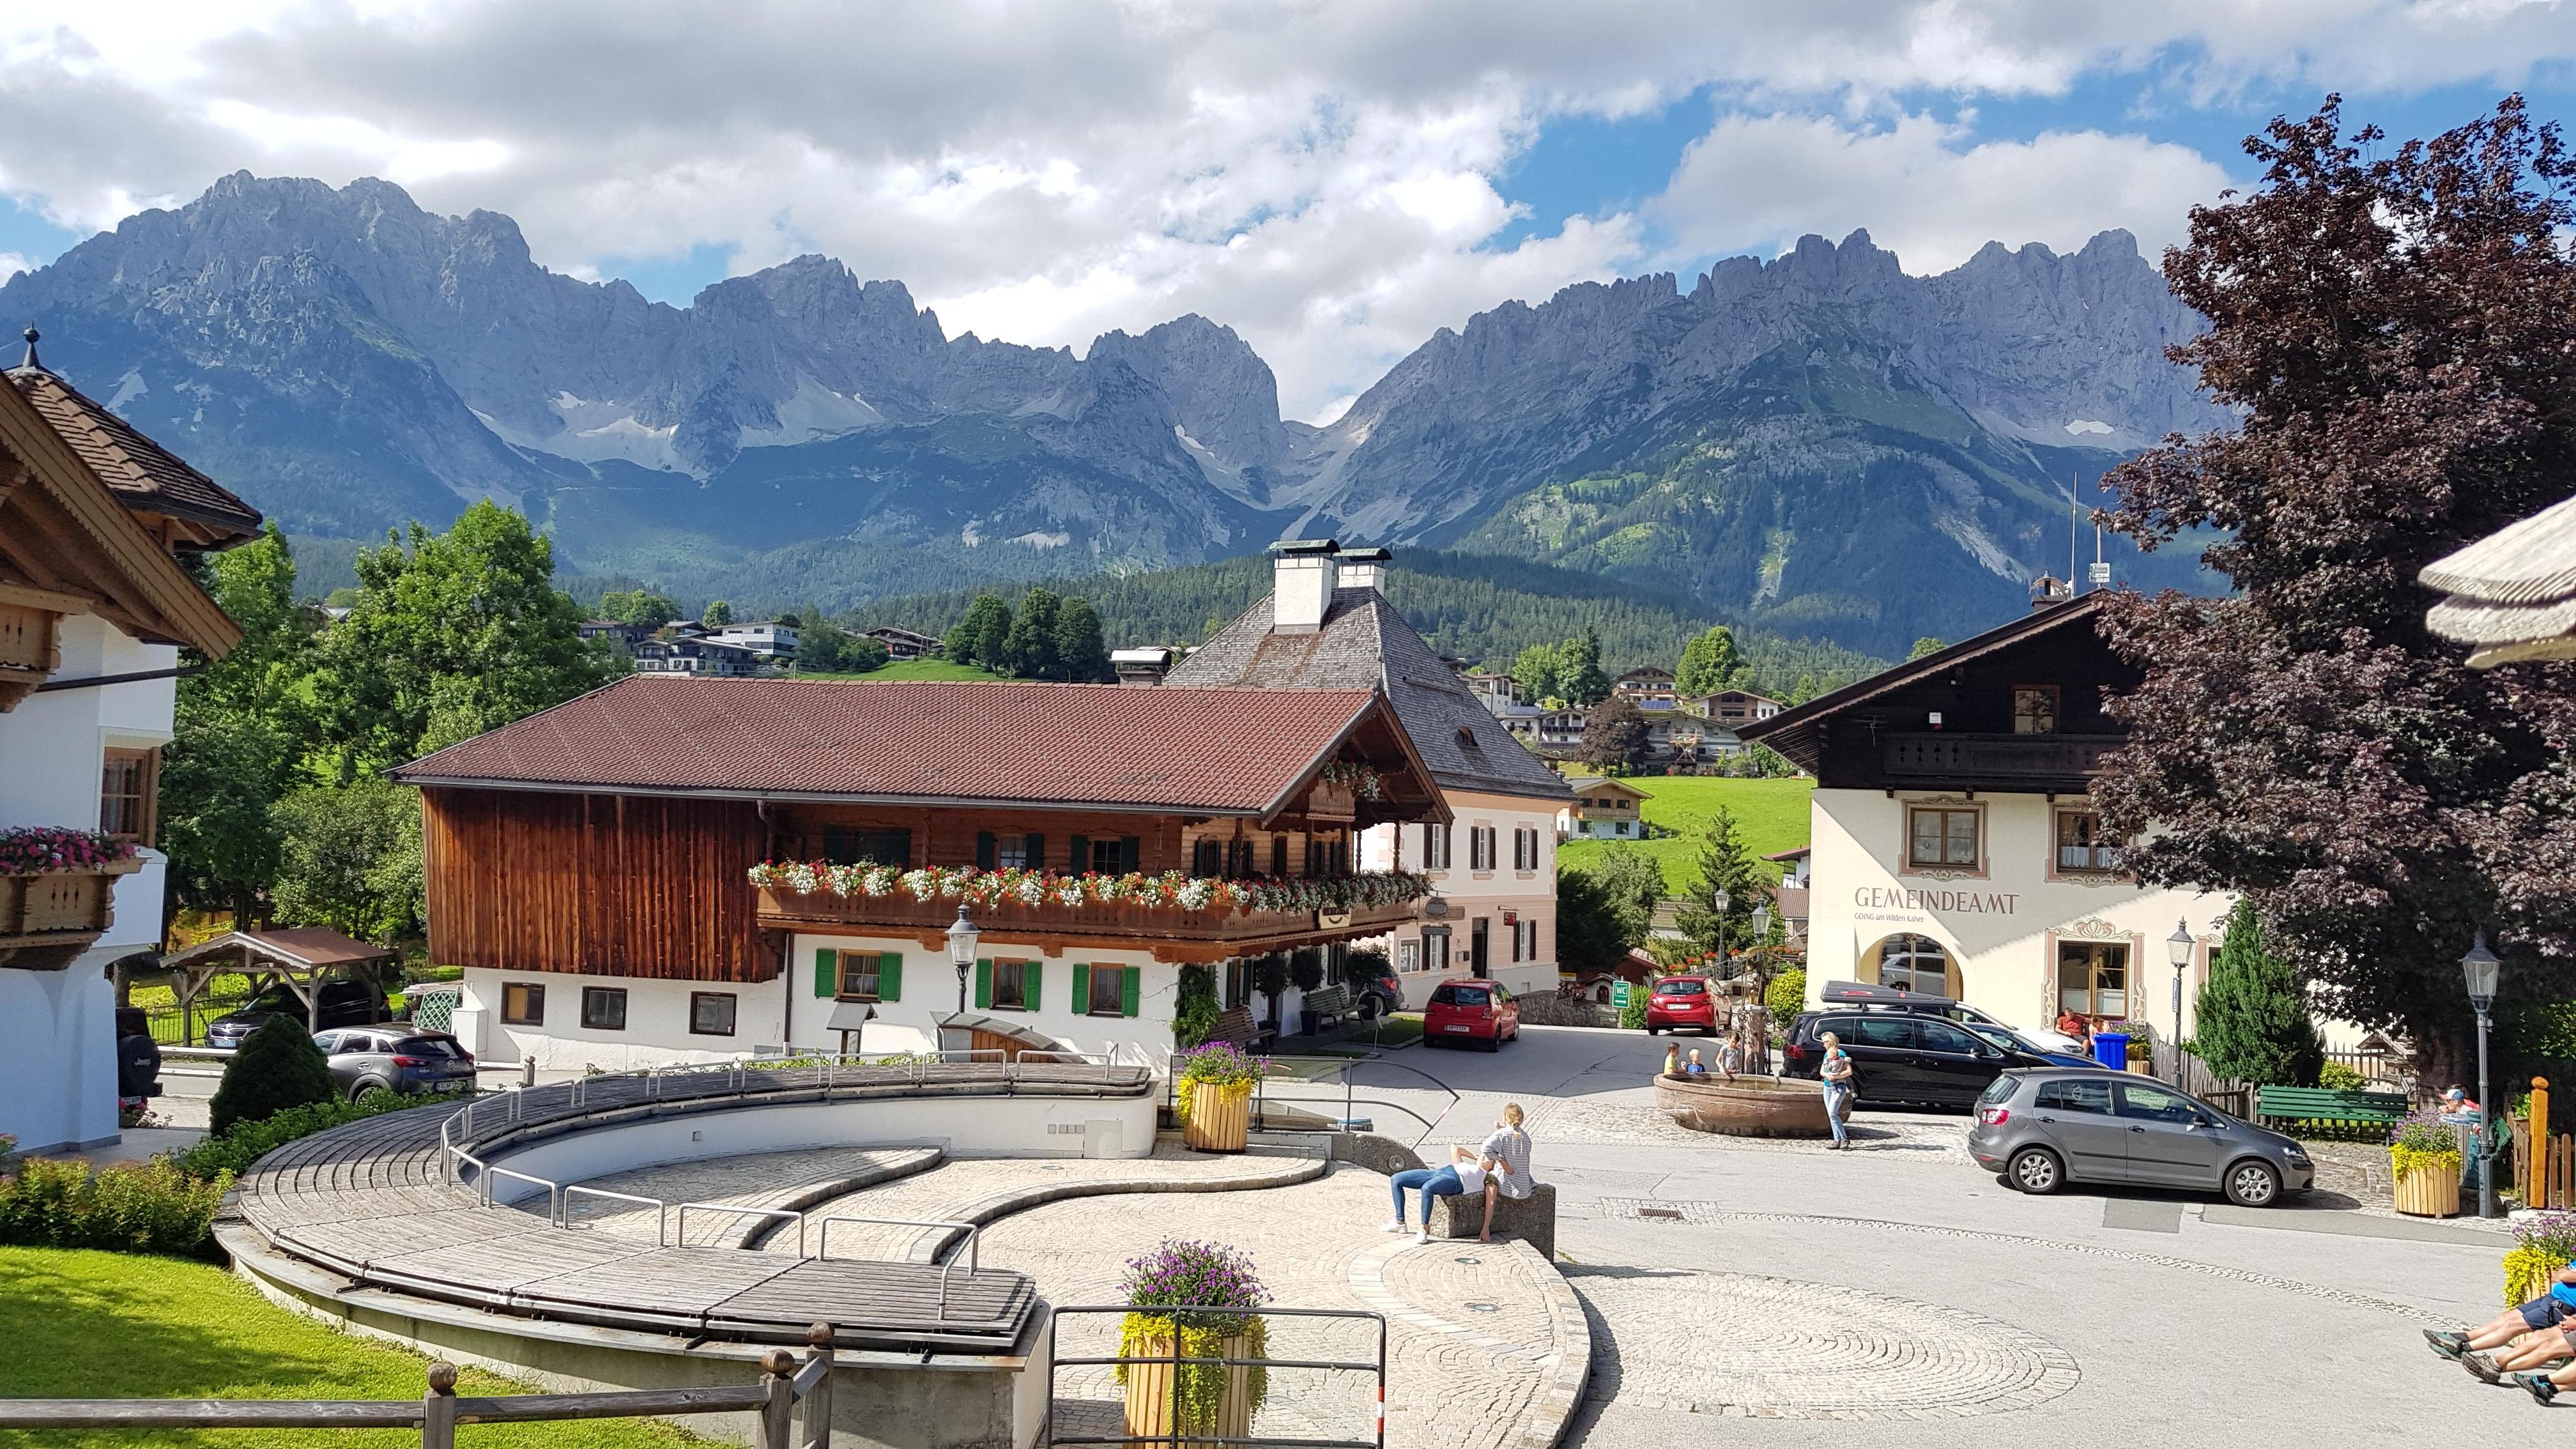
1120 1238 1269 1327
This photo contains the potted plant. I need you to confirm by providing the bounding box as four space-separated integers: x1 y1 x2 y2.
2504 1211 2576 1306
1173 1043 1261 1153
1117 1239 1269 1449
2391 1109 2465 1218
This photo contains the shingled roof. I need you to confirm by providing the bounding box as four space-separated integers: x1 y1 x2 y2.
2421 492 2576 667
392 676 1436 819
1163 587 1570 802
8 344 263 542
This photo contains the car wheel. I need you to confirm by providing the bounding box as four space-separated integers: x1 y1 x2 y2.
1646 1023 1661 1036
2223 1158 2282 1208
351 1077 391 1101
1483 1033 1501 1053
2007 1146 2064 1195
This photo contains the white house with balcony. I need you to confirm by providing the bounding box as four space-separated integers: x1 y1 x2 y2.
0 335 261 1153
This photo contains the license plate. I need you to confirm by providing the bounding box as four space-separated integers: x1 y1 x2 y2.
432 1079 466 1092
1443 1025 1472 1033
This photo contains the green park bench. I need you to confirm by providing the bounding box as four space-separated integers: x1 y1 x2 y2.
2255 1085 2411 1134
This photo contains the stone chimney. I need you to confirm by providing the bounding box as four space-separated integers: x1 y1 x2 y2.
1338 546 1390 593
1270 539 1340 633
1112 647 1176 686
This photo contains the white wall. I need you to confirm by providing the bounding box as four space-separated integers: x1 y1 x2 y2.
786 935 1183 1064
484 1092 1157 1200
0 614 176 1152
1360 788 1558 1006
458 969 788 1071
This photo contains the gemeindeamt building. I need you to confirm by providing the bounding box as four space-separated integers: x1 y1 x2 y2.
1163 544 1572 1008
1742 592 2230 1043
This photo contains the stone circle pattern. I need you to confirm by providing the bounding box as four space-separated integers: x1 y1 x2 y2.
1572 1268 2080 1420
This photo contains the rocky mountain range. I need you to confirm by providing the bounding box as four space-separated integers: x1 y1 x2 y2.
0 173 2230 656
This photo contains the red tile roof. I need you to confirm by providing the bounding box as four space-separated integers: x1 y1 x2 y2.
394 677 1389 814
8 365 263 539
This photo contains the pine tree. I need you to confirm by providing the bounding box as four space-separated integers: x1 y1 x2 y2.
1906 636 1945 661
1673 806 1775 963
2191 900 2326 1086
1054 596 1112 682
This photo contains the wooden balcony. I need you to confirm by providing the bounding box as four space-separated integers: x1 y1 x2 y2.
0 859 142 970
1880 733 2122 792
755 884 1422 963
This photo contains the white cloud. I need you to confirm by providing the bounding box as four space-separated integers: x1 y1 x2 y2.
1653 111 2233 273
0 250 29 282
1 1 2572 416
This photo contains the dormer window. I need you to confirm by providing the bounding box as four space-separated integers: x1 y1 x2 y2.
2012 686 2059 734
1455 725 1480 753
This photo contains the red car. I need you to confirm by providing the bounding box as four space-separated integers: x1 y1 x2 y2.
1644 976 1720 1036
1424 980 1521 1050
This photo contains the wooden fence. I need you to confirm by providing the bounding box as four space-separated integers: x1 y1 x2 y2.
2512 1078 2573 1210
0 1327 836 1448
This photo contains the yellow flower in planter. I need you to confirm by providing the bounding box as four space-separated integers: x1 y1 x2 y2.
1115 1239 1271 1438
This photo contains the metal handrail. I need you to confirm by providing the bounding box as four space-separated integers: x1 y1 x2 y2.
1045 1303 1386 1449
677 1201 806 1258
816 1215 979 1316
559 1184 671 1244
479 1165 562 1219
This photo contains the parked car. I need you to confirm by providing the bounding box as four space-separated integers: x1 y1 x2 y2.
312 1028 477 1100
1968 1068 2312 1207
1816 979 2087 1055
112 1006 162 1112
1351 970 1402 1020
1423 980 1520 1050
1959 1020 2099 1070
205 979 385 1050
1779 1009 2063 1108
1644 976 1720 1036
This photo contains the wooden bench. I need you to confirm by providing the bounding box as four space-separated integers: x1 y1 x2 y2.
1299 985 1352 1038
2256 1085 2409 1133
1207 1005 1275 1052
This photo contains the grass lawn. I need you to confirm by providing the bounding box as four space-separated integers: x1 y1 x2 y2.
1558 776 1815 893
0 1248 707 1449
800 658 1007 682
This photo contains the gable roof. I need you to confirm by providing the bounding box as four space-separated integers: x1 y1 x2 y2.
392 675 1445 822
6 363 262 544
2420 491 2576 666
1739 594 2113 774
1563 776 1652 801
1160 586 1572 801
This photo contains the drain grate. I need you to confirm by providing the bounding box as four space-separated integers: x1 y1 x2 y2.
1636 1206 1685 1220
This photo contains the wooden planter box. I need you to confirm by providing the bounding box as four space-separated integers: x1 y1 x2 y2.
2393 1156 2462 1218
1183 1082 1251 1152
0 859 141 969
1123 1329 1254 1449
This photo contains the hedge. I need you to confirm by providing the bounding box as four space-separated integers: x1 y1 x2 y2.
0 1159 229 1258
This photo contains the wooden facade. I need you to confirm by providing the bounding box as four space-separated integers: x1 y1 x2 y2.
421 788 775 983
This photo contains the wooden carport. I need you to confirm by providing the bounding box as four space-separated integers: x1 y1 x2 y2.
155 928 397 1045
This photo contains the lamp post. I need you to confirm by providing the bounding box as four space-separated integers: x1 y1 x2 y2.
2166 918 2193 1085
1713 886 1730 973
2463 931 2502 1220
947 904 981 1018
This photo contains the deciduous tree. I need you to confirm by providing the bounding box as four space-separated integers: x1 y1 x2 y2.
1005 586 1064 679
1054 597 1113 682
1557 847 1664 972
1581 695 1649 772
1676 625 1742 695
946 594 1013 670
2097 96 2576 1083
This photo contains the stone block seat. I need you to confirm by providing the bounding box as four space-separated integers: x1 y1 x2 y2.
1430 1181 1557 1260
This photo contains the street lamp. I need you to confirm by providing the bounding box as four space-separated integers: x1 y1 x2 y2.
2463 931 2503 1220
947 904 981 1016
1713 885 1730 971
2166 919 2194 1085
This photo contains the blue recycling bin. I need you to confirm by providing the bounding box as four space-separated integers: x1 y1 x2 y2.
2092 1032 2130 1071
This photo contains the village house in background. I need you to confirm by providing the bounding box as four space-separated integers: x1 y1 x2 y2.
1767 846 1813 940
1613 666 1678 707
577 618 654 656
1559 776 1651 839
1690 688 1785 726
0 332 261 1152
392 677 1445 1070
1742 590 2235 1045
631 634 768 677
707 618 798 662
1163 542 1571 1008
864 625 942 661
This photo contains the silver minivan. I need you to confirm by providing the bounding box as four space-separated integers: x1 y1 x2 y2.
1968 1067 2315 1207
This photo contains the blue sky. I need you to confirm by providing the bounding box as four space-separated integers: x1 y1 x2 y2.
6 4 2576 416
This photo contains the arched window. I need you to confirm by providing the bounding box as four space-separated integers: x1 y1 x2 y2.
1867 933 1953 997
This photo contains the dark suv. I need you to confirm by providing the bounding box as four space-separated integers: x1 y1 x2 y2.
205 979 385 1050
1781 1009 2062 1108
313 1027 477 1100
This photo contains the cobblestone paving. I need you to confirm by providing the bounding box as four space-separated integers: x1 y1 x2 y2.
1567 1268 2080 1420
978 1168 1562 1449
558 1146 937 1246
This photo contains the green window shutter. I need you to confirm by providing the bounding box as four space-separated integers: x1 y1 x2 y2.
975 832 996 870
878 952 902 1002
975 959 993 1009
1023 960 1043 1009
1121 965 1142 1018
1025 832 1045 870
1071 963 1091 1015
1070 834 1089 873
813 947 837 998
1120 837 1140 873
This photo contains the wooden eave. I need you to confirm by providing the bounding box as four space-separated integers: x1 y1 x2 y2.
0 387 242 659
1252 686 1452 831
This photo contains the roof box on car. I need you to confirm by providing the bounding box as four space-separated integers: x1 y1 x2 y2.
1818 979 1961 1009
